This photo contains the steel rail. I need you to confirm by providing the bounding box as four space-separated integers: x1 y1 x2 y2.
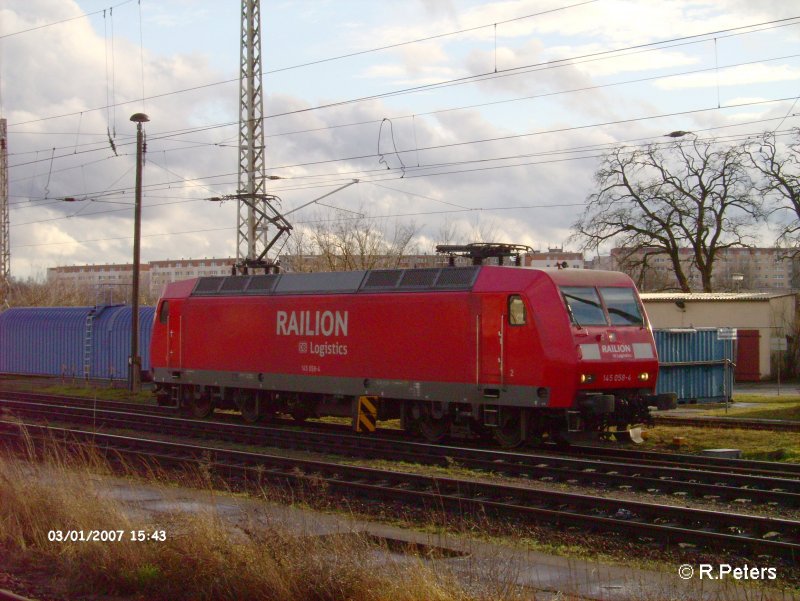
560 444 800 477
2 389 799 479
655 415 800 432
3 397 800 509
1 419 798 561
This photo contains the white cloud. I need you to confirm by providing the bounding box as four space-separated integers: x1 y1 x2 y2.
656 64 800 90
4 0 799 280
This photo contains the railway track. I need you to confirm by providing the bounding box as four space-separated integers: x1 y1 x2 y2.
655 414 800 432
1 418 798 561
2 393 799 509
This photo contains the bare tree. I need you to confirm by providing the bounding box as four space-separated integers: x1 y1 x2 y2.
285 210 420 272
571 138 762 292
435 218 461 249
613 250 677 292
8 278 99 306
747 130 800 256
468 216 500 245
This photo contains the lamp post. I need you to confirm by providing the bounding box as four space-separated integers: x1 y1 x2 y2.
665 130 694 138
129 112 149 392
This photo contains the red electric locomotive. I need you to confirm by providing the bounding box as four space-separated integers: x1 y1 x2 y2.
151 265 674 447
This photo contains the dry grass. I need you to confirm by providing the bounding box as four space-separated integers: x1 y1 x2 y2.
38 383 155 404
2 430 797 600
642 425 800 462
705 394 800 421
0 431 524 601
0 376 154 404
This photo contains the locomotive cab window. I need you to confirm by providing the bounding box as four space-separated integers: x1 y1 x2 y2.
600 287 644 326
158 300 169 324
560 287 607 326
508 295 527 325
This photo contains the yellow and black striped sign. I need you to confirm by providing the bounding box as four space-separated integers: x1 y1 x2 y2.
355 395 378 433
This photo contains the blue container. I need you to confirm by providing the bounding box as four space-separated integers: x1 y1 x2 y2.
654 328 735 403
0 307 89 377
90 305 156 379
0 305 156 380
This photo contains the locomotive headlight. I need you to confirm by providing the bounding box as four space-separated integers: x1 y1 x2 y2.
638 372 650 382
580 373 595 384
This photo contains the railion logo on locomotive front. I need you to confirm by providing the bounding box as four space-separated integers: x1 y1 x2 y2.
601 344 632 354
276 310 349 337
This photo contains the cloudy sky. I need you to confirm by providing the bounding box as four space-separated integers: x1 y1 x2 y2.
2 0 799 278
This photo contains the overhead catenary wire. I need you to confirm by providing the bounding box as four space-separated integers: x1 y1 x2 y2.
12 200 591 249
9 65 800 175
0 0 136 40
7 13 800 129
10 98 798 213
9 41 800 170
10 123 800 229
10 115 799 212
6 4 800 251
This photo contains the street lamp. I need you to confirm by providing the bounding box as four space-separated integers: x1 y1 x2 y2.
129 112 149 392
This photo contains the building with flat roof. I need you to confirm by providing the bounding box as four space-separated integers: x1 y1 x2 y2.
47 263 149 304
641 291 798 381
524 248 585 269
148 258 234 297
47 258 236 301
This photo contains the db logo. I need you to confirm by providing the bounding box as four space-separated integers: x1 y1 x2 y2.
298 342 308 354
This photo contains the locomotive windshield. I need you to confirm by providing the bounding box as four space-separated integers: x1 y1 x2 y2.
600 287 644 326
561 286 644 327
560 287 607 325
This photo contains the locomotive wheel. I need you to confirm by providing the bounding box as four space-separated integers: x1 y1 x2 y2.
190 387 214 419
417 403 449 443
493 408 525 448
286 396 311 423
239 392 261 423
290 410 309 423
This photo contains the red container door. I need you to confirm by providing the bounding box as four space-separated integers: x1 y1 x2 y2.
735 329 760 382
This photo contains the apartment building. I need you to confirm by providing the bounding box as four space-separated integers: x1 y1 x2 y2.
148 258 234 297
45 246 798 302
523 248 585 269
610 247 797 291
278 253 457 272
46 263 150 303
47 258 235 299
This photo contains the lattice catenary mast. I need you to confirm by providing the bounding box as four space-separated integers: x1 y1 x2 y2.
0 119 9 307
235 0 291 272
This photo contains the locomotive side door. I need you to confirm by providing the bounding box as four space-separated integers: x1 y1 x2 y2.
478 296 504 387
165 299 183 369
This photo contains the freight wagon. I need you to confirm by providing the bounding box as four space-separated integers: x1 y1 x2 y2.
0 305 155 381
